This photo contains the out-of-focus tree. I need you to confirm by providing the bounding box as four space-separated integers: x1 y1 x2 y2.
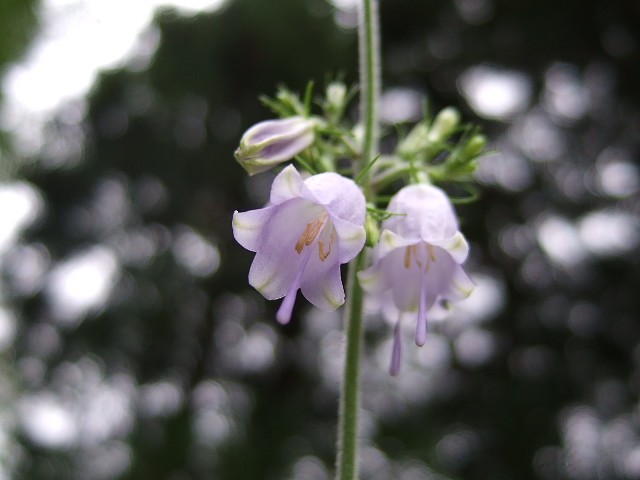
1 0 639 479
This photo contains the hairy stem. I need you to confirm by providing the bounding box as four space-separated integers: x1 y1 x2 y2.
358 0 380 186
335 250 366 480
335 1 380 479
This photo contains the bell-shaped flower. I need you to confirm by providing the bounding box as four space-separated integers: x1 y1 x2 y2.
232 165 366 323
234 116 318 176
358 183 474 375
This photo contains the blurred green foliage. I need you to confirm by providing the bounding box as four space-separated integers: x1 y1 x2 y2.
2 0 640 479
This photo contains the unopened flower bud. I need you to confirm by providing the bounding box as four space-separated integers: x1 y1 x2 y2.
397 122 429 157
326 82 347 110
234 116 317 176
460 134 486 161
427 107 460 143
365 212 380 247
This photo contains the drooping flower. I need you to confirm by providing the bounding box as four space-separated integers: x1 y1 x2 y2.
232 165 366 323
234 116 318 176
358 183 474 375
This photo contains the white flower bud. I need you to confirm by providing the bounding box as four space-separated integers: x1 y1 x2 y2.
234 116 317 176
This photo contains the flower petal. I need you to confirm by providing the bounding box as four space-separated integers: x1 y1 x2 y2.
378 230 418 259
232 206 275 252
415 272 428 346
301 263 345 311
382 245 422 311
244 116 314 144
248 198 324 299
383 184 459 242
332 216 366 263
358 261 385 293
429 232 469 264
302 172 366 226
442 263 475 301
426 247 474 300
259 132 314 162
301 217 339 283
269 165 306 205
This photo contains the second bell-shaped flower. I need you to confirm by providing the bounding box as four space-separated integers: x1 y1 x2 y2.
233 165 366 323
358 184 474 374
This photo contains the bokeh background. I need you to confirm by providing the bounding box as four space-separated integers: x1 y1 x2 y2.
1 0 639 479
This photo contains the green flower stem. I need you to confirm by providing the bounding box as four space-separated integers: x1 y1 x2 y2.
335 250 366 480
358 0 380 190
336 1 380 480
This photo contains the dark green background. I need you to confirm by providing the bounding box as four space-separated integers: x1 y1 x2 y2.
1 0 639 479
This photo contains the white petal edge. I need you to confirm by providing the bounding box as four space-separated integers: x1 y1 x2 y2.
302 173 366 226
358 262 385 293
301 263 345 311
332 216 366 264
378 229 420 259
442 263 475 301
232 206 275 252
429 232 469 264
270 165 305 205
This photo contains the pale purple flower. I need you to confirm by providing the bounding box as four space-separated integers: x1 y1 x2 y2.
358 184 474 375
234 116 317 176
232 165 366 323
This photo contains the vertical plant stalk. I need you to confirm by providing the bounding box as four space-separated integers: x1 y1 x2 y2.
335 251 366 480
358 0 380 182
336 1 380 480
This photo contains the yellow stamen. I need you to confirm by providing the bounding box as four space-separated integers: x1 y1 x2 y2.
319 228 335 261
404 246 411 269
412 245 422 267
295 214 327 255
424 244 436 272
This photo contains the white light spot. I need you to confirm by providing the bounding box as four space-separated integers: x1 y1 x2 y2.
19 394 78 449
46 246 119 325
454 0 494 25
140 380 183 418
453 274 506 324
380 88 425 124
454 329 495 367
624 447 640 479
475 150 533 191
578 210 640 256
536 216 586 267
172 226 220 277
511 110 565 162
459 66 531 120
596 149 639 198
0 182 43 253
543 63 590 123
0 0 228 155
329 0 359 10
291 456 329 480
0 309 17 352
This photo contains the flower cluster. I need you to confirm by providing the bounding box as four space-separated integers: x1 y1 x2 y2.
232 83 483 375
